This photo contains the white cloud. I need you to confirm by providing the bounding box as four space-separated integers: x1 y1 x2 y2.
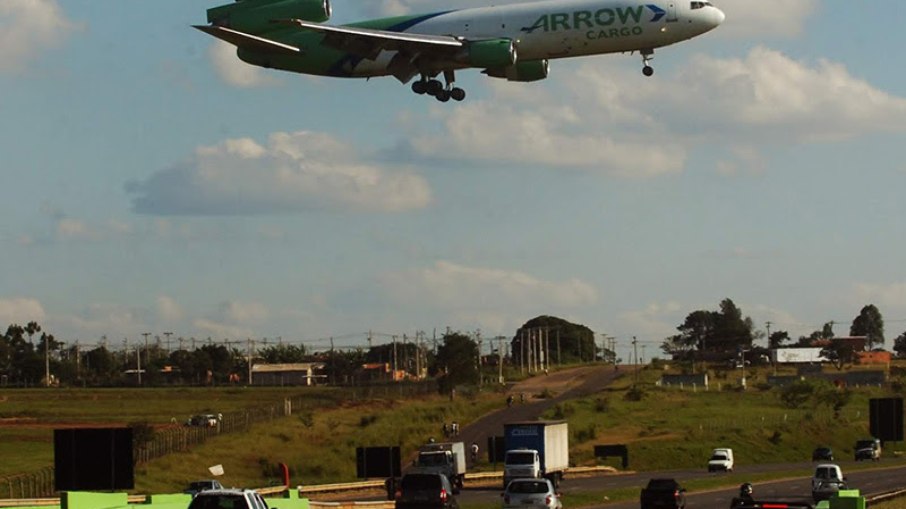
192 318 255 340
571 47 906 145
381 260 598 312
850 283 906 320
0 0 76 73
127 131 432 215
56 218 95 240
403 98 686 177
616 301 683 341
401 46 906 176
208 40 281 88
0 298 46 325
218 300 269 323
157 296 184 322
717 0 818 38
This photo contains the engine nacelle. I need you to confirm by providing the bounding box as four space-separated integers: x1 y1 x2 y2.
207 0 331 33
461 38 517 69
484 59 549 82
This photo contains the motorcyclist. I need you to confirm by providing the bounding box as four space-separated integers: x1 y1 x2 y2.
730 483 754 507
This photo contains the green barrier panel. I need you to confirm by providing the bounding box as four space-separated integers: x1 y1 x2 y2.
62 491 130 509
264 490 309 509
143 493 193 509
829 489 865 509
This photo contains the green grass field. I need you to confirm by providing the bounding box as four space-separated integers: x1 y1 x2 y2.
2 363 905 500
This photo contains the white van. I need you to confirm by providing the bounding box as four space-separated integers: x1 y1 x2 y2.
707 448 734 472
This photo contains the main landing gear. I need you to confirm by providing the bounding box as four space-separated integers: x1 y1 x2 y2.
641 49 654 76
411 70 466 102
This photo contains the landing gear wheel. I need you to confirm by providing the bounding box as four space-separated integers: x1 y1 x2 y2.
412 80 427 94
642 65 654 77
435 89 450 102
450 87 466 101
427 80 443 96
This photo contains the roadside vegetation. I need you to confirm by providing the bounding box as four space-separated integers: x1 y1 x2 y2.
547 363 904 471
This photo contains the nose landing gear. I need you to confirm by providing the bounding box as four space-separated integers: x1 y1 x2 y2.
641 49 654 76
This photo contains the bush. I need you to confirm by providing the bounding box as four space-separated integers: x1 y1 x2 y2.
594 397 610 413
624 385 646 402
359 414 378 427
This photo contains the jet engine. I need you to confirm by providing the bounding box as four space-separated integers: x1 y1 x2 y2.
484 59 549 82
461 38 517 69
207 0 332 33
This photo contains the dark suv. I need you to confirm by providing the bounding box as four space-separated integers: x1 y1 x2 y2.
395 473 459 509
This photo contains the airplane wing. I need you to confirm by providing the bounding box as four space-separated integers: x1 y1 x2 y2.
280 19 463 61
193 25 302 55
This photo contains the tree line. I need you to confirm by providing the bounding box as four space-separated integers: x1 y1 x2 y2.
661 298 906 367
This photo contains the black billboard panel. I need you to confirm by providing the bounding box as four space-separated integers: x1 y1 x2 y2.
54 428 134 491
870 397 904 442
356 446 401 478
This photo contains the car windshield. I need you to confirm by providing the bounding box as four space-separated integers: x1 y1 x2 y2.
710 454 727 460
856 440 875 448
419 453 446 466
815 467 839 480
505 452 535 464
509 481 549 494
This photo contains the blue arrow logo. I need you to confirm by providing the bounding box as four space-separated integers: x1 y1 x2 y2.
647 4 666 22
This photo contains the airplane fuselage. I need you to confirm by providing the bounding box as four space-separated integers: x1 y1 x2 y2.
237 0 723 79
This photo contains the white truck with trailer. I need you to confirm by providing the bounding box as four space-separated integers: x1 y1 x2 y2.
503 421 569 489
411 441 467 491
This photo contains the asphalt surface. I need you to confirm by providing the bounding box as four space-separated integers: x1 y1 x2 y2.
453 365 631 469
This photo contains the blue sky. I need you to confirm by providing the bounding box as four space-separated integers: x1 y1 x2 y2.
2 0 905 361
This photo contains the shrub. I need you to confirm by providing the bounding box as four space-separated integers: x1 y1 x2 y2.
359 414 378 427
594 397 610 413
624 385 646 402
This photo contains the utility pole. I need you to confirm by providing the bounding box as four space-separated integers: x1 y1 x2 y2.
392 335 398 381
247 338 254 385
476 330 483 386
556 329 561 365
141 332 150 373
164 332 173 354
632 336 638 382
496 336 504 384
43 333 50 387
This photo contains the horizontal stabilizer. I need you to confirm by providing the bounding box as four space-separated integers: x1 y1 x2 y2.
193 25 301 55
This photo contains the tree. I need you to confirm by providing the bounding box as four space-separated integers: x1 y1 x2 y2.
666 299 755 358
850 304 884 350
512 316 595 365
768 331 790 349
894 331 906 359
798 322 835 346
435 331 478 392
259 344 308 364
821 337 854 370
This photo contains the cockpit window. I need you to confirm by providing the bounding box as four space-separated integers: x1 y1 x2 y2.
690 1 714 8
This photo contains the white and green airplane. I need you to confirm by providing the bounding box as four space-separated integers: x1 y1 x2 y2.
195 0 724 102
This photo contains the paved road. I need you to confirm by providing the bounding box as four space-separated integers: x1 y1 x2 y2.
454 461 906 508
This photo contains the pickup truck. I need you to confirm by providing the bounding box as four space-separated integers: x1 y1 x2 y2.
640 478 686 509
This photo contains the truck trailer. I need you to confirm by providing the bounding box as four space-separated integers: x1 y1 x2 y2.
503 421 569 488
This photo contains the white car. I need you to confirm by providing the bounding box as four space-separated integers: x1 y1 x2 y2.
502 478 562 509
812 463 847 502
707 448 734 472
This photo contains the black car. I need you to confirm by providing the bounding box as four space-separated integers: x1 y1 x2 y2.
812 447 834 461
395 473 459 509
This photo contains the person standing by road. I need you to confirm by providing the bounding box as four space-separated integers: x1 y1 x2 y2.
470 442 479 464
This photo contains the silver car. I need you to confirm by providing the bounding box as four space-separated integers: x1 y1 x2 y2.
502 479 562 509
